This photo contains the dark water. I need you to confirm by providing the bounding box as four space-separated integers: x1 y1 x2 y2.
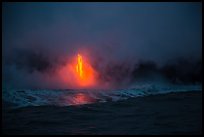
2 91 202 135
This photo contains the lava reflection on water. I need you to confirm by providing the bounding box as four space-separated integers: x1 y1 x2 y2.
67 93 97 105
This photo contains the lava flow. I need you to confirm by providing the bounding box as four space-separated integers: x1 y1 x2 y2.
58 53 97 88
76 54 83 78
74 53 97 87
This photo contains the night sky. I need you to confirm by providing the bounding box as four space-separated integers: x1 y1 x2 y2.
2 2 202 89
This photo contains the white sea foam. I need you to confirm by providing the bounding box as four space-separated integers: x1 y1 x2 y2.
2 83 202 108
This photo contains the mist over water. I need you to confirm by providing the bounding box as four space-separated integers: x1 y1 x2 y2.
2 2 202 90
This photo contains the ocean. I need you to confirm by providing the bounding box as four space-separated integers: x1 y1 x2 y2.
2 84 202 135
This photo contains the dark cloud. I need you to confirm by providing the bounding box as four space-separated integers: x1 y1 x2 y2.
11 49 53 73
94 57 202 88
2 2 202 89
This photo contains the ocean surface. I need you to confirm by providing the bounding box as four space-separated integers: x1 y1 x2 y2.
2 83 202 135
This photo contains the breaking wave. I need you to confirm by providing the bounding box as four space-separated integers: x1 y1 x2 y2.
3 83 202 108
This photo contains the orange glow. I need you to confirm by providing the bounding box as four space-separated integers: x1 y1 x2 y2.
74 53 97 87
58 52 98 88
76 54 83 78
72 93 96 105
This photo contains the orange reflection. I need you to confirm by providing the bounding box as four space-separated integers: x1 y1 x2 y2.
72 93 96 105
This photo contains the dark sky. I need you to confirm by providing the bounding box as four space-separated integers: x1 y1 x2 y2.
2 2 202 89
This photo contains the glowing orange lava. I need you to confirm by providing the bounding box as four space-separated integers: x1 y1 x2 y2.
58 53 98 88
74 53 97 87
76 54 83 78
